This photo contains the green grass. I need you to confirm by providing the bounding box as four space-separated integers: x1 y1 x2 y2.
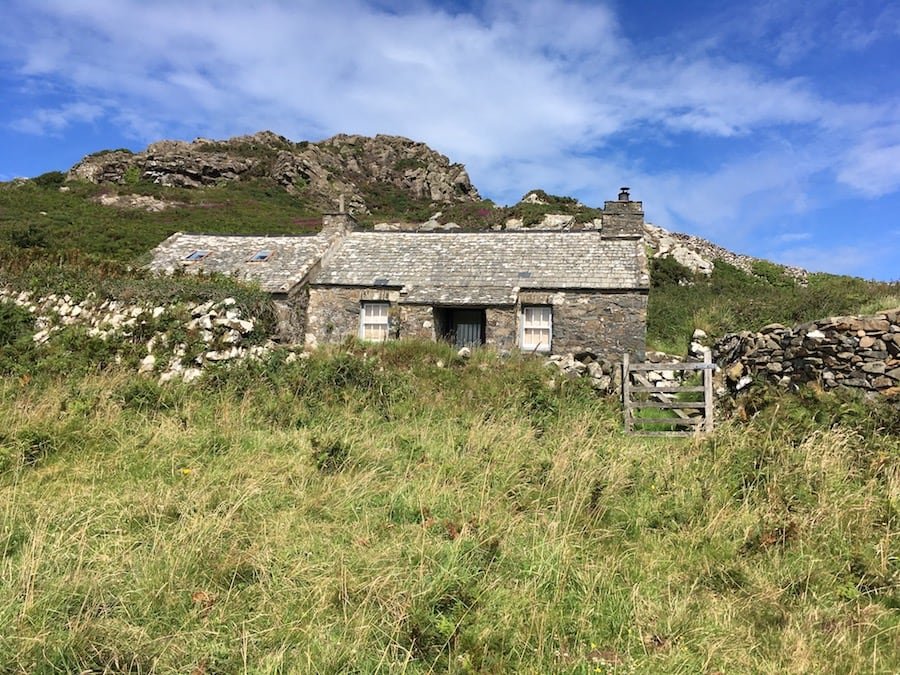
0 178 320 262
648 258 900 354
0 345 897 673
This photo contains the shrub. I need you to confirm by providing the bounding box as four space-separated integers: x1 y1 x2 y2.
751 260 795 288
8 224 48 249
650 255 694 288
31 171 66 188
123 165 142 185
0 302 34 346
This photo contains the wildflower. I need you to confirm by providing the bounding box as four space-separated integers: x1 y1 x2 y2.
180 467 193 475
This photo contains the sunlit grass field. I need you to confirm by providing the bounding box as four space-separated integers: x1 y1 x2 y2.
1 344 897 673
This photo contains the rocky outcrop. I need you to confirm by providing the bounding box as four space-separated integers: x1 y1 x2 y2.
93 193 181 212
643 222 808 283
714 309 900 396
67 131 480 214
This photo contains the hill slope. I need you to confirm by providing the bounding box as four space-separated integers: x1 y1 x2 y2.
1 131 897 352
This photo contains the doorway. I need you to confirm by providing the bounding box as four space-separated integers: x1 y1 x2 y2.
436 308 485 348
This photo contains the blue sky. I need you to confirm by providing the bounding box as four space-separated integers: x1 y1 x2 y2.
1 0 898 280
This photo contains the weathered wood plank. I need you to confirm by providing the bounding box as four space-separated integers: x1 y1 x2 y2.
622 353 633 433
629 385 705 393
629 401 707 409
632 417 705 426
622 353 715 436
703 351 715 433
627 362 717 372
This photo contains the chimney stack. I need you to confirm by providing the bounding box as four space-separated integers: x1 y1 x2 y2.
601 187 643 239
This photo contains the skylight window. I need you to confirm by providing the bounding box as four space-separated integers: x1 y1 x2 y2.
184 250 209 262
248 249 273 262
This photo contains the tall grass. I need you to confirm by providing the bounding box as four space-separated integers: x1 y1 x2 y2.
648 259 900 354
1 347 897 673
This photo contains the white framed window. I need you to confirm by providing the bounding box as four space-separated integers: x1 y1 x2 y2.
521 306 552 352
359 302 390 342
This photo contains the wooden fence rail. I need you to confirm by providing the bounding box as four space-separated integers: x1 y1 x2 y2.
622 351 715 436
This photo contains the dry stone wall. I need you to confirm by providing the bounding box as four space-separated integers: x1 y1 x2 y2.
0 287 279 383
714 309 900 396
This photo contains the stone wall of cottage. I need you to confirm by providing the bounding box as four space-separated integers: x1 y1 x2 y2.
306 287 389 346
398 305 434 340
522 290 647 360
305 286 519 348
714 309 900 395
306 285 647 360
485 308 517 349
272 288 309 343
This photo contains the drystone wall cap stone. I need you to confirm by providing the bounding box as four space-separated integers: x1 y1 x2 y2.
854 318 891 332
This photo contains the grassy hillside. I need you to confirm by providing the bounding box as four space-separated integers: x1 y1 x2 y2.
647 257 900 354
3 176 897 357
0 176 322 262
0 178 603 260
1 344 898 673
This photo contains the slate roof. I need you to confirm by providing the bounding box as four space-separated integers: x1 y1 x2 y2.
147 232 333 293
148 229 649 302
313 232 648 303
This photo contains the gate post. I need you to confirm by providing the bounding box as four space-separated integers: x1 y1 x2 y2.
703 350 714 433
622 353 633 433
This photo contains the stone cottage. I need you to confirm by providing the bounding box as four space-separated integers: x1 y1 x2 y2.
148 190 650 359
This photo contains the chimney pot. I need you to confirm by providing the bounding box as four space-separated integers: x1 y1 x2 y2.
618 186 631 201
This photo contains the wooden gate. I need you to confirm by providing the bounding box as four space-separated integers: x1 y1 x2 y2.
622 352 715 436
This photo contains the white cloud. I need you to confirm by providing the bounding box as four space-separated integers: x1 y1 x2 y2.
837 122 900 196
0 0 898 280
0 0 845 155
10 101 104 135
772 231 812 244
